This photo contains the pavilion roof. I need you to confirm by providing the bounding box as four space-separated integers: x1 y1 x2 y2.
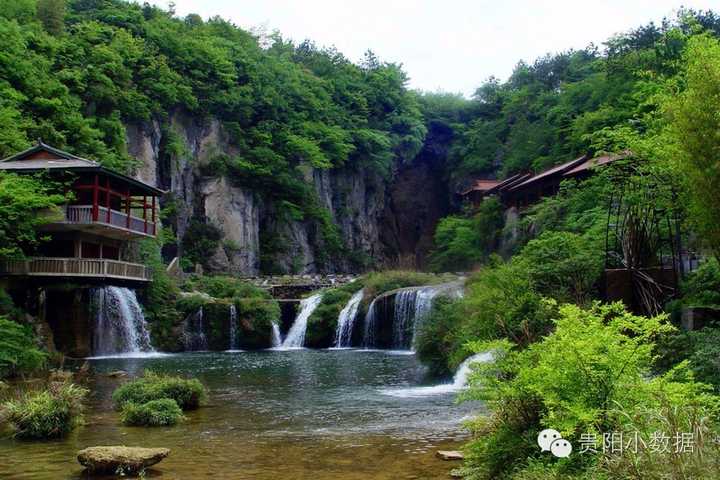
0 142 163 196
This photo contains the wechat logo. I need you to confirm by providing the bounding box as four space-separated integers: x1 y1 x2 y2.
537 429 572 458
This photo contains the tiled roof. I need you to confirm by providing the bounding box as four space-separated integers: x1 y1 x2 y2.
0 142 163 195
508 156 588 191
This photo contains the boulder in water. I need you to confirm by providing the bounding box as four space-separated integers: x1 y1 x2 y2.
77 446 170 474
436 450 464 461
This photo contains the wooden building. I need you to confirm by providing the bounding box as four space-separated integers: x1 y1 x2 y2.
460 152 629 209
0 142 162 284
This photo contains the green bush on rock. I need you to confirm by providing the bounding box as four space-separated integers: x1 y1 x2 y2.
363 270 438 299
112 371 207 411
2 382 88 439
0 316 47 379
120 398 185 427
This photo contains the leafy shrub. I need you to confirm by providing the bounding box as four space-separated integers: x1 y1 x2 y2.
430 198 504 272
459 303 719 480
415 297 465 375
112 371 207 411
362 270 438 299
514 231 603 304
181 220 222 270
0 316 47 378
678 258 720 307
234 297 280 349
306 289 351 348
184 275 270 299
2 382 88 439
655 327 720 391
120 398 184 427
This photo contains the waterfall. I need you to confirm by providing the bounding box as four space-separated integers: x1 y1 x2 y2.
183 307 208 351
280 293 323 349
410 281 464 347
271 323 282 347
228 304 239 350
91 286 154 356
362 281 465 350
380 351 493 398
334 289 364 348
362 297 379 348
393 289 417 349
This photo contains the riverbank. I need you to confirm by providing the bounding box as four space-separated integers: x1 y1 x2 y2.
0 350 478 479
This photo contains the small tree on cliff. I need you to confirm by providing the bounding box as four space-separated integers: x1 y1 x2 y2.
0 172 67 260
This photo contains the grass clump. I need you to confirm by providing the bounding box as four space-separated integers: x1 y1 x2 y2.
2 382 88 439
120 398 184 427
112 371 207 411
362 270 439 298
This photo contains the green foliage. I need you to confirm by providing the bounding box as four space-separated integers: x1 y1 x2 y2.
655 327 720 391
362 270 439 299
515 231 603 304
667 34 720 260
112 371 207 411
678 258 720 308
120 398 184 427
181 220 222 270
184 275 270 299
36 0 65 35
430 198 504 271
416 260 557 373
0 173 67 260
2 382 87 439
233 297 280 349
0 317 47 378
305 287 360 348
459 303 718 480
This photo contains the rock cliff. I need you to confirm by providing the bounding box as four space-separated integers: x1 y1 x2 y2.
125 112 452 275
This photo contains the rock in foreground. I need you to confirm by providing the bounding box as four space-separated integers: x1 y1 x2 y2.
77 446 170 474
436 450 464 461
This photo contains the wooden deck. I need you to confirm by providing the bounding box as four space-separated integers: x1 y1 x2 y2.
42 205 157 239
0 257 151 282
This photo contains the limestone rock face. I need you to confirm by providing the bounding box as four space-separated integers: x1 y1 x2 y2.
200 176 260 275
123 110 450 275
77 446 170 474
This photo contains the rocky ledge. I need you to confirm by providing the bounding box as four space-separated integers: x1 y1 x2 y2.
77 446 170 474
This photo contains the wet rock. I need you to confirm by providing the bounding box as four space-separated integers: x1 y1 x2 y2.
77 446 170 474
436 450 464 461
105 370 128 378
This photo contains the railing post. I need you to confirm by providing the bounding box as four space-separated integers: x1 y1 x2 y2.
92 175 99 221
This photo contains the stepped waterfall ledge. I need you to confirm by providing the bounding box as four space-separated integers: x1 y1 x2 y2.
334 289 365 348
228 304 239 351
280 294 323 349
183 307 208 351
90 286 155 357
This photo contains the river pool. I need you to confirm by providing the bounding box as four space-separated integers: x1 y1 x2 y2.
0 349 481 479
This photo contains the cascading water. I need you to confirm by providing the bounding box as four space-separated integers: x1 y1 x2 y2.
334 289 364 348
393 289 417 349
183 307 208 351
228 304 240 350
280 293 322 349
410 281 464 347
363 281 465 350
91 286 154 356
271 323 282 347
362 297 379 348
380 350 493 397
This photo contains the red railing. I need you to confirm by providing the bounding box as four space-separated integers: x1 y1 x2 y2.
64 205 156 236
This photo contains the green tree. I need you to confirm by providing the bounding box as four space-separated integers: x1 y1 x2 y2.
0 173 67 260
667 35 720 260
36 0 65 35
